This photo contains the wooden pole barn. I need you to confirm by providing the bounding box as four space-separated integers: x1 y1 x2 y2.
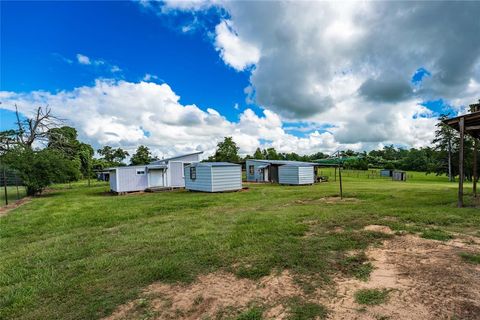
443 100 480 207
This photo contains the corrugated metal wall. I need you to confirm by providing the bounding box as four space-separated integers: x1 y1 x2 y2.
184 165 213 192
279 166 299 184
212 166 242 192
279 166 314 185
298 166 314 184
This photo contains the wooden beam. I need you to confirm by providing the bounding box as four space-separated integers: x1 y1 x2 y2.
466 125 480 131
458 117 465 208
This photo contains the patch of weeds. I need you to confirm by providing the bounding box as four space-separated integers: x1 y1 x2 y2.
235 265 271 280
287 297 328 320
193 295 204 306
421 229 453 241
337 252 373 281
354 289 390 306
375 315 390 320
293 275 328 295
236 306 264 320
459 252 480 264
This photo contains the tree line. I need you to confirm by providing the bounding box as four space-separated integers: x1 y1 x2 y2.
0 107 471 196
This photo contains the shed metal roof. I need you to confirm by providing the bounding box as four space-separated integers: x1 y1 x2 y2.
247 159 317 166
189 162 240 167
150 151 203 165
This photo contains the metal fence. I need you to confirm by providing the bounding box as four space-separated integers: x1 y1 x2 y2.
0 166 26 206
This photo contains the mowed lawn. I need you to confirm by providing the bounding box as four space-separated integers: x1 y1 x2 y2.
1 171 479 320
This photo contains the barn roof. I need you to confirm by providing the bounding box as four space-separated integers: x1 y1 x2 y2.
443 110 480 139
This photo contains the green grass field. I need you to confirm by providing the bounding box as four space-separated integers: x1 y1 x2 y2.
1 171 479 320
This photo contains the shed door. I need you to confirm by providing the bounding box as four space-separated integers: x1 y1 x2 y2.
170 161 185 187
270 165 279 183
149 170 165 187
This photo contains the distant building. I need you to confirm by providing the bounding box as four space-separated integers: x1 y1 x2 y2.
246 159 316 185
380 169 394 177
108 151 203 193
392 171 407 181
184 162 242 192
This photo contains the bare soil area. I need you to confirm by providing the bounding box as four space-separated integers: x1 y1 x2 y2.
105 226 480 320
0 197 31 217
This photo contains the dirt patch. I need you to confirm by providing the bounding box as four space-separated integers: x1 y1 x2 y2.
327 232 480 320
363 225 394 235
105 229 480 320
104 270 303 320
0 197 32 217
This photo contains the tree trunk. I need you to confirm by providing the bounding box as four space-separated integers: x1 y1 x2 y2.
26 186 36 197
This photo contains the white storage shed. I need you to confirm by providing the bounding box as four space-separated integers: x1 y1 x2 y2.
184 162 242 192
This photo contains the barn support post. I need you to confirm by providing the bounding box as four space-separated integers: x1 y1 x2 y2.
458 117 465 208
339 166 343 199
474 139 478 197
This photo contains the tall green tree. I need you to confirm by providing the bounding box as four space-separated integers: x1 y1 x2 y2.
253 147 264 159
432 115 456 181
3 147 80 196
97 146 129 166
47 126 81 159
265 147 280 160
130 145 157 165
208 137 240 163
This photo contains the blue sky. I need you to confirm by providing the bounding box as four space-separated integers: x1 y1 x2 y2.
1 1 478 156
1 1 250 125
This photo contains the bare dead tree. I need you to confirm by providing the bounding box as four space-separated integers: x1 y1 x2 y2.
13 104 64 149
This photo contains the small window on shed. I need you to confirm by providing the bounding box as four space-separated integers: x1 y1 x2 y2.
136 169 146 175
190 167 197 180
249 165 254 175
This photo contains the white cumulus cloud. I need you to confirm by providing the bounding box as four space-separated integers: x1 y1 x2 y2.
0 79 348 158
214 20 260 71
76 53 91 65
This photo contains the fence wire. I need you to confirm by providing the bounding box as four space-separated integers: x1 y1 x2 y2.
0 166 25 206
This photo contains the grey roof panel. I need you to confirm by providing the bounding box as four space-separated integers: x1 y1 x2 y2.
248 159 316 166
188 162 240 167
150 151 203 165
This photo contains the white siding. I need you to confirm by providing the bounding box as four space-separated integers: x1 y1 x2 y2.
170 161 185 187
212 166 242 192
116 166 148 192
109 170 118 192
184 165 213 192
298 166 314 184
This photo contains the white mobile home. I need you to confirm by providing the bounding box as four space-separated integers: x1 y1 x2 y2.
246 159 317 184
108 151 203 193
184 162 242 192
